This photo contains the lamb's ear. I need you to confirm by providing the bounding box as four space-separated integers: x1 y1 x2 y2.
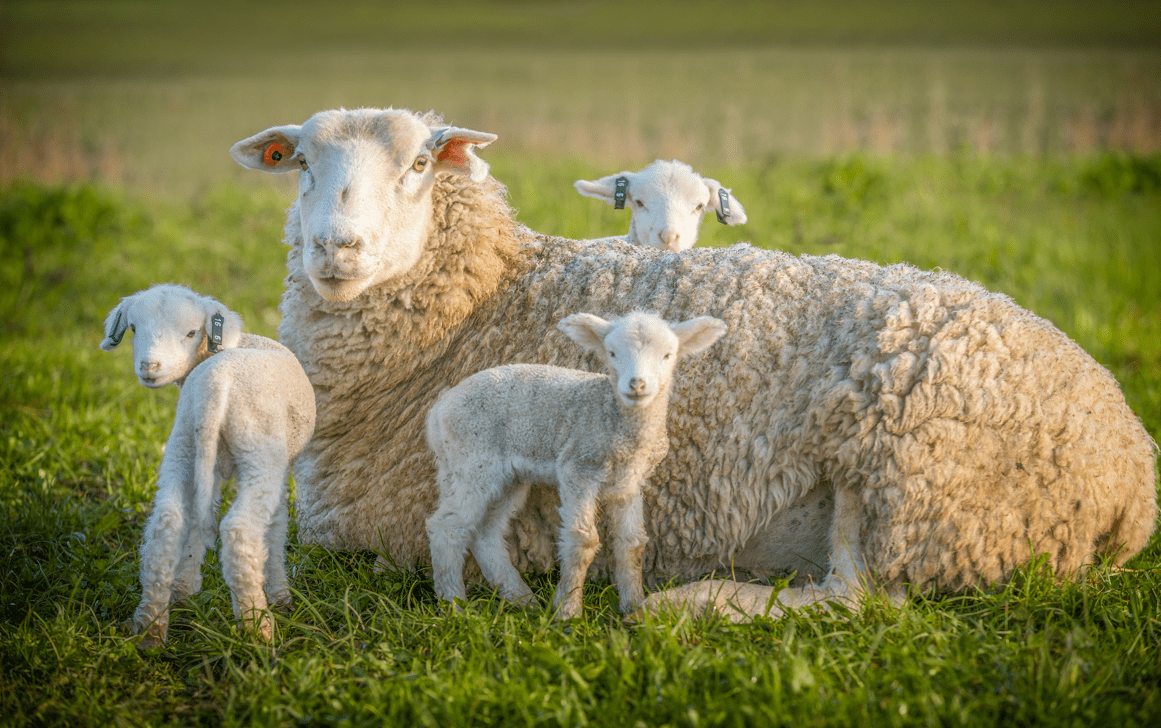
230 124 303 174
673 316 728 357
558 313 613 353
428 127 497 182
574 172 635 205
100 296 133 352
202 299 244 351
703 178 747 226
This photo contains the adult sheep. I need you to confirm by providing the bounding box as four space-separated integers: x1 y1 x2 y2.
230 107 1157 619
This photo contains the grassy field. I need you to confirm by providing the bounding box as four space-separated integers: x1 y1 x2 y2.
2 2 1161 726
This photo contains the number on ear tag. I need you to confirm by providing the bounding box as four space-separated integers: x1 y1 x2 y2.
716 188 731 224
209 313 224 352
614 177 628 210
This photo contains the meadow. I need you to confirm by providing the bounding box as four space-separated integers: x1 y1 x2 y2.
2 2 1160 726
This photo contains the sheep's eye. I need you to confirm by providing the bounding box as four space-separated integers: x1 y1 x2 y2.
129 324 135 333
412 157 429 172
608 351 616 358
695 203 704 212
634 200 644 208
663 352 672 360
186 330 197 339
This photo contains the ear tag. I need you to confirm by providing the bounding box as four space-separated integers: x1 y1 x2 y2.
107 310 126 347
263 142 286 167
716 188 731 224
209 313 224 353
614 177 628 210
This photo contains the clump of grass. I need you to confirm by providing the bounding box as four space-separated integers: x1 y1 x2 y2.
1 159 1158 726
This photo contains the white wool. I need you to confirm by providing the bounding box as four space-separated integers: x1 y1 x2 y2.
101 284 315 645
574 159 747 251
231 107 1157 622
425 311 726 619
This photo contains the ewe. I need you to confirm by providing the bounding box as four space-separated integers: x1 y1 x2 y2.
575 159 747 251
426 311 727 619
229 107 1156 622
101 284 315 646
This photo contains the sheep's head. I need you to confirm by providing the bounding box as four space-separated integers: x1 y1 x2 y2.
100 284 243 388
574 160 747 252
230 108 496 302
558 311 727 408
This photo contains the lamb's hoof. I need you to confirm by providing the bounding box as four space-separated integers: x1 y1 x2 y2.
127 618 168 649
268 594 295 613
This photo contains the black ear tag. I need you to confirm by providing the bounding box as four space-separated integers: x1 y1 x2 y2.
614 177 628 210
716 188 731 224
209 313 224 352
107 310 126 347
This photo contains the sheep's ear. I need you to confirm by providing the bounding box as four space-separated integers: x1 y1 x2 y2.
673 316 728 357
574 172 635 206
203 300 244 351
703 178 747 226
428 127 497 183
558 313 613 353
230 124 303 174
100 297 132 352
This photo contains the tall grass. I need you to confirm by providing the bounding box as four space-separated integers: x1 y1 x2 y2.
2 155 1159 725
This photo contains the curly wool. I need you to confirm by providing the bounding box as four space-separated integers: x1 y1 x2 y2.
278 169 1157 593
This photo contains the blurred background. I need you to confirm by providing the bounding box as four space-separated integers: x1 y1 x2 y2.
2 0 1159 196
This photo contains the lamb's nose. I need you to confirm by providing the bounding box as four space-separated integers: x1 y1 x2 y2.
660 230 680 250
140 360 161 374
629 377 646 394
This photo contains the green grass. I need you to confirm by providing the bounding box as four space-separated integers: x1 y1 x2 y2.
2 155 1160 726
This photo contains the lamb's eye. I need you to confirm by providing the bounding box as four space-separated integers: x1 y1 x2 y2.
608 351 616 358
412 157 429 172
695 203 704 212
129 324 135 333
664 352 672 360
634 200 644 208
186 330 197 339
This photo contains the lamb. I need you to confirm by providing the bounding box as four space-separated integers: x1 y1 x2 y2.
426 311 727 619
229 107 1156 621
100 284 316 645
574 159 747 251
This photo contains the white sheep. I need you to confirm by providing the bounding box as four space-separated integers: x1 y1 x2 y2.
100 284 316 646
229 107 1156 622
574 159 747 251
426 311 727 619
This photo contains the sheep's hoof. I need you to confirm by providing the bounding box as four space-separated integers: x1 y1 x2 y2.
268 593 295 612
127 618 168 649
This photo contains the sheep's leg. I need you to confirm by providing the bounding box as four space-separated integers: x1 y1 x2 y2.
471 480 536 606
262 479 293 610
133 473 189 648
219 449 283 642
172 473 221 601
552 480 602 620
608 490 648 613
425 468 480 605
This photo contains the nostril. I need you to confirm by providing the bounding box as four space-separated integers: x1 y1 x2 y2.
141 361 161 374
629 377 646 393
338 236 362 251
341 187 350 203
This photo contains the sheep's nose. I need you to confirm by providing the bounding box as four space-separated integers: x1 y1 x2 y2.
313 235 363 254
629 377 647 395
660 230 680 250
139 360 161 374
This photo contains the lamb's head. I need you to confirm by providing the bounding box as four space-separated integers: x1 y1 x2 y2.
230 108 497 302
559 311 727 408
100 284 243 388
574 160 747 252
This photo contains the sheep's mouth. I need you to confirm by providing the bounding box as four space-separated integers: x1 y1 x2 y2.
310 274 372 302
138 375 170 389
620 392 654 407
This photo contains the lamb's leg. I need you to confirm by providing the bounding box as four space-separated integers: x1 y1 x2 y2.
608 490 648 613
425 468 481 605
218 448 283 641
171 473 221 601
263 479 293 609
552 480 602 620
471 480 536 605
132 474 189 647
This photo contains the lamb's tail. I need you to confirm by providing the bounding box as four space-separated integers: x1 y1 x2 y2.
192 378 231 533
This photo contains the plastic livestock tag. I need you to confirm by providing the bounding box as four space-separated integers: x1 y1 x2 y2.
209 313 224 352
716 188 731 224
614 177 628 209
263 143 285 167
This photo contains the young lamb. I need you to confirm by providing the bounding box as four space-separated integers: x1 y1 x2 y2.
100 284 316 647
425 311 727 619
574 159 747 251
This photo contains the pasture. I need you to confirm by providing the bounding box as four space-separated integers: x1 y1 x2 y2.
2 2 1160 725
